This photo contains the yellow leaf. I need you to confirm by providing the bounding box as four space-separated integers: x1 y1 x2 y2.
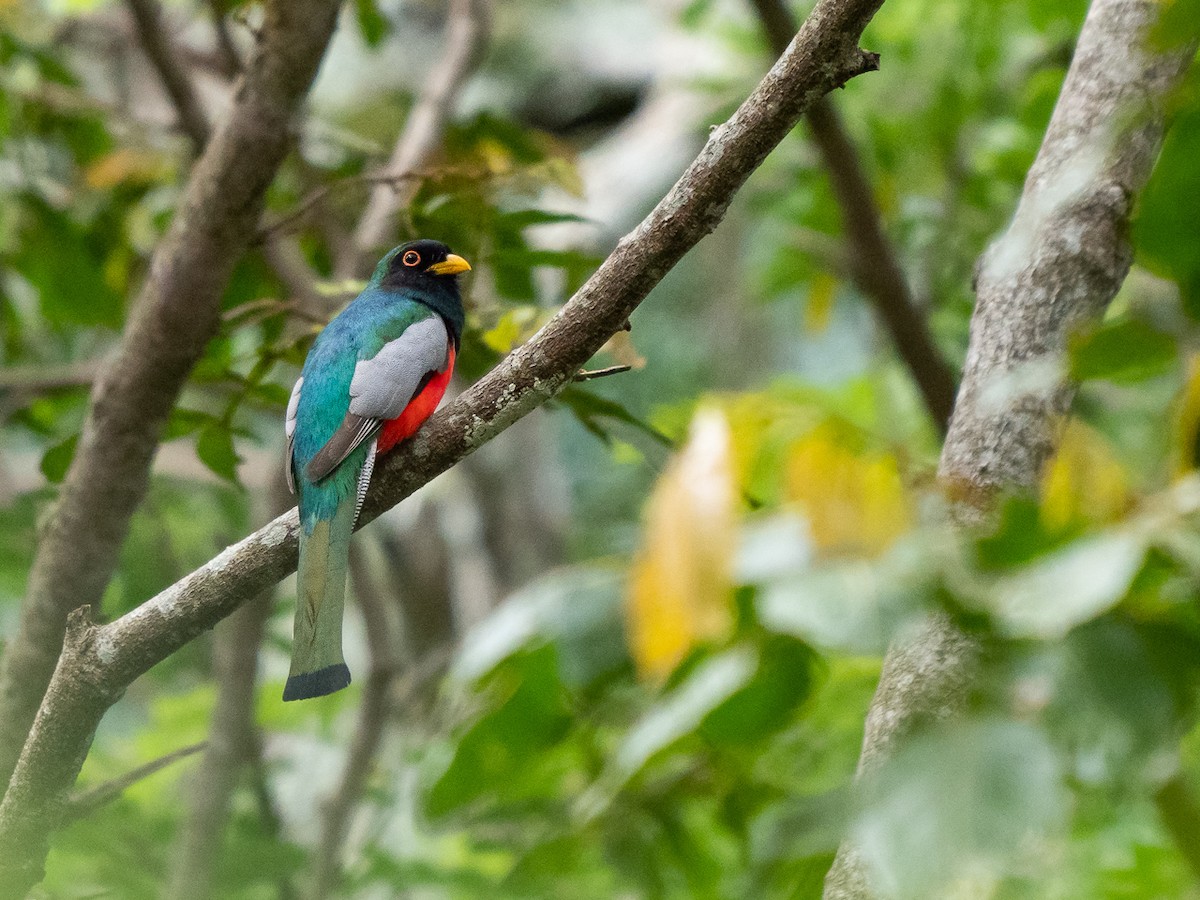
804 273 838 334
1041 420 1130 531
784 423 910 556
83 148 166 190
482 308 536 354
1171 353 1200 478
721 391 813 499
627 409 737 680
542 157 585 198
599 330 646 370
478 138 516 175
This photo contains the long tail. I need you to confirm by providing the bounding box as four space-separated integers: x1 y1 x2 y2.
284 495 354 701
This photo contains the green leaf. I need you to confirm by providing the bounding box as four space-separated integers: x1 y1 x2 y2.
353 0 391 46
855 718 1067 896
427 646 573 818
1037 619 1180 787
495 208 590 229
14 200 123 328
613 647 757 780
454 565 628 689
196 424 241 484
750 791 850 864
1069 317 1178 383
1135 85 1200 314
40 432 78 483
246 380 292 407
699 635 816 745
555 386 672 447
975 530 1146 639
758 537 935 653
163 408 213 440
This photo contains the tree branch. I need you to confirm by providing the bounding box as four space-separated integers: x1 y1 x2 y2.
0 1 885 891
338 0 492 276
309 544 406 900
206 0 243 78
165 595 273 900
125 0 212 150
0 0 343 792
63 742 206 823
823 2 1197 896
0 362 99 395
748 0 956 431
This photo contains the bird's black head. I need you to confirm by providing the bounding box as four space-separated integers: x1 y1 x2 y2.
372 239 470 346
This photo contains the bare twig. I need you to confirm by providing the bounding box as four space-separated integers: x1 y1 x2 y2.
748 0 956 431
339 0 493 276
573 365 632 382
256 170 426 242
0 362 99 395
64 742 206 822
0 1 885 891
823 2 1197 896
0 0 342 800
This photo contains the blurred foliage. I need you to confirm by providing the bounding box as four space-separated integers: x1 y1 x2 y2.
2 0 1200 898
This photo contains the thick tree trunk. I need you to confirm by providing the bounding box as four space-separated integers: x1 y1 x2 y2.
823 2 1197 897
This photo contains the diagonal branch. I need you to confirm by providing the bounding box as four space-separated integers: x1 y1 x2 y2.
823 1 1197 896
125 0 212 150
748 0 956 431
64 742 206 823
0 0 343 792
0 0 885 892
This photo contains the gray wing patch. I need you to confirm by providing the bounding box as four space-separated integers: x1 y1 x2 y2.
304 316 449 484
285 377 303 494
348 316 449 421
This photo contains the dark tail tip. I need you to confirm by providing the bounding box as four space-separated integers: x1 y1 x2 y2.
282 663 352 701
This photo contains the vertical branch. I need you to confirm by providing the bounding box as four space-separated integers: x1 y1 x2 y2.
823 2 1197 897
165 595 274 900
309 543 404 900
748 0 956 430
339 0 492 276
384 505 458 653
206 0 243 78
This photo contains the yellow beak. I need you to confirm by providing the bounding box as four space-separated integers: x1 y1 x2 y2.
427 254 472 276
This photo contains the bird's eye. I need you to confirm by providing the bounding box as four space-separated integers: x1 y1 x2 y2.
402 250 421 267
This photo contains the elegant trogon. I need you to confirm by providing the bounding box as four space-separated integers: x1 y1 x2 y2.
283 239 469 701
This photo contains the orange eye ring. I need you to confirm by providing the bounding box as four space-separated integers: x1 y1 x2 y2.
402 250 421 267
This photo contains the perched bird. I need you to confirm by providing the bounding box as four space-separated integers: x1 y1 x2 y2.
283 239 469 701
